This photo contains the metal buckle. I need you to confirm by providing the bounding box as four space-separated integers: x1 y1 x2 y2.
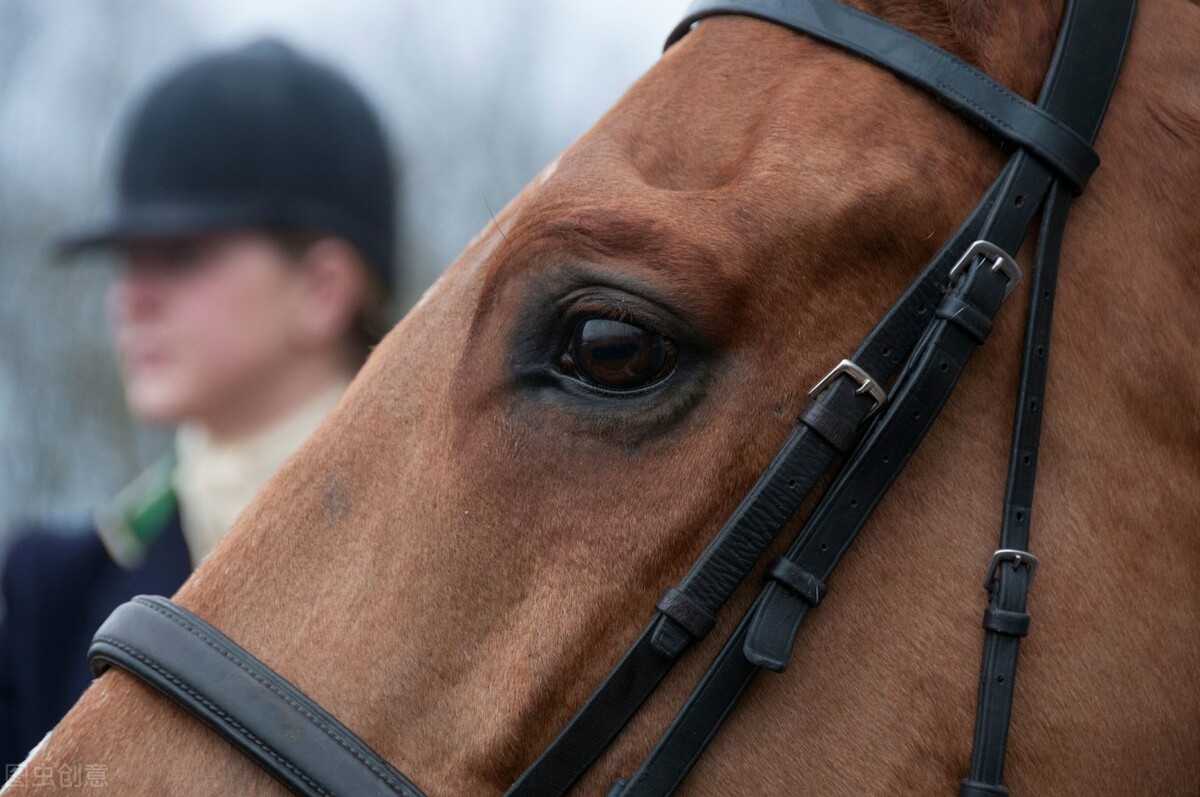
984 548 1039 589
949 240 1022 299
807 359 887 418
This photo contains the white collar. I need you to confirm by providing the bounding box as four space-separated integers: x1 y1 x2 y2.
172 379 349 566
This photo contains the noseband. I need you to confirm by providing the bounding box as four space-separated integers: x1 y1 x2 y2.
89 1 1136 794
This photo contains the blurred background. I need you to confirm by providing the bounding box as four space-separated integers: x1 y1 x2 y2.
0 0 685 550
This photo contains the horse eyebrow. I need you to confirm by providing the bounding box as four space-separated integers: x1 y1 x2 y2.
529 206 727 277
468 201 740 345
538 209 659 257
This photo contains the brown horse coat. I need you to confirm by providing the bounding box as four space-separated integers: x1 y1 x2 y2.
8 1 1199 794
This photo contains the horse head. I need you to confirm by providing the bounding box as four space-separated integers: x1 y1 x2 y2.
13 1 1199 794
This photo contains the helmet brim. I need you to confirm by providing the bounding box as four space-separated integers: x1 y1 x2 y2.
56 198 391 291
56 202 268 258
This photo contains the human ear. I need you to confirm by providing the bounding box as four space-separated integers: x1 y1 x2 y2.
290 238 368 352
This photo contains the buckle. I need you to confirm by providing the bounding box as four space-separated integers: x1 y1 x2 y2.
949 240 1021 299
808 359 886 418
984 548 1039 589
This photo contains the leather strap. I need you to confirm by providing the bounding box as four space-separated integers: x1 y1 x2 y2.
744 151 1045 673
506 166 1009 797
612 163 1030 794
504 382 860 797
798 400 857 454
665 0 1099 193
767 558 825 606
511 0 1128 779
958 182 1059 797
960 0 1136 790
960 781 1011 797
89 596 426 797
982 607 1030 638
656 588 716 639
606 599 761 797
608 0 1134 793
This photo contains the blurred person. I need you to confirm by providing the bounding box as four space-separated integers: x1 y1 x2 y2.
0 38 397 769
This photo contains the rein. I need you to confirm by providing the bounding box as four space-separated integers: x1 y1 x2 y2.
87 1 1136 794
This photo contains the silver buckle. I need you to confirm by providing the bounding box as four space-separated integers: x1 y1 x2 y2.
949 240 1021 299
808 359 886 418
984 548 1039 589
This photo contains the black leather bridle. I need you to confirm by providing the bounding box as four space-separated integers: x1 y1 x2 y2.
87 1 1136 794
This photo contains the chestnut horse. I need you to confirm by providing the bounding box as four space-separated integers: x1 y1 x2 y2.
8 0 1199 794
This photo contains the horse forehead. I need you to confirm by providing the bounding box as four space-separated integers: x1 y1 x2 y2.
512 146 792 276
464 18 929 321
496 194 763 309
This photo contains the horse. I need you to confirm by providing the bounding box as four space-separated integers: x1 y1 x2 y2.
7 0 1198 794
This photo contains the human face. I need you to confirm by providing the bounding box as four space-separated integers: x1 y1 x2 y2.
107 231 307 430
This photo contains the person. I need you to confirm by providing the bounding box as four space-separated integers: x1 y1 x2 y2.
0 38 397 771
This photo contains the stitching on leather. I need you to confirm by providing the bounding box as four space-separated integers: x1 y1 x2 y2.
92 636 330 797
136 599 410 793
938 50 1081 140
795 5 1091 184
852 11 1092 170
931 75 1078 182
132 598 412 795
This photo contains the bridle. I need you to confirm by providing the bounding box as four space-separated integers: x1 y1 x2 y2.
87 1 1137 794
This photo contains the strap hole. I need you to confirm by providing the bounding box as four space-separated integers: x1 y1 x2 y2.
787 478 797 489
1016 510 1025 521
882 346 892 359
1043 290 1051 299
1022 455 1031 466
918 304 928 316
1029 399 1038 410
997 675 1006 684
1014 194 1026 207
912 410 921 420
940 361 949 372
882 454 890 464
849 498 858 508
820 543 829 552
1036 346 1045 357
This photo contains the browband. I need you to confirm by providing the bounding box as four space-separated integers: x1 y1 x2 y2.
665 0 1100 194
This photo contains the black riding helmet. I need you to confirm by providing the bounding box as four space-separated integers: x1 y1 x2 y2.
61 38 396 289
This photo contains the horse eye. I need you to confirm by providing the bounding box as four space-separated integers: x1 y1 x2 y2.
559 317 677 390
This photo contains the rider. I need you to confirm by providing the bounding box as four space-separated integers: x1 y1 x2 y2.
0 38 397 770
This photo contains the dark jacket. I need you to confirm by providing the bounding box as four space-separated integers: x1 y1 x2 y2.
0 462 190 769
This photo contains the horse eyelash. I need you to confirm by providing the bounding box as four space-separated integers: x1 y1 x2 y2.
566 296 647 328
